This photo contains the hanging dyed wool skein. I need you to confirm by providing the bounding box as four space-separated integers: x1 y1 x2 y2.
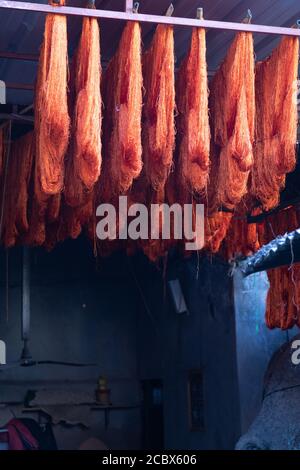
176 27 210 194
105 21 143 195
2 132 34 247
73 12 102 190
35 0 70 196
250 36 299 211
205 211 233 254
143 23 175 191
209 31 255 211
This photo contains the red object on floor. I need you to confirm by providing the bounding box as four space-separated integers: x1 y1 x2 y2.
3 419 39 450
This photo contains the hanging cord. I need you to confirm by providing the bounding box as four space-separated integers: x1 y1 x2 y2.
126 257 157 332
288 237 300 321
5 249 8 324
268 220 276 239
162 252 168 304
196 249 200 280
0 123 12 325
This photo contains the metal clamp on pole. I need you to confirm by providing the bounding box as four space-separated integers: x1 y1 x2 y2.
242 9 252 24
124 0 133 13
165 4 174 17
197 7 204 20
132 2 139 14
87 0 95 9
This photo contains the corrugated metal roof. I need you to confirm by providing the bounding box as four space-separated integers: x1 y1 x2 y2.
0 0 299 105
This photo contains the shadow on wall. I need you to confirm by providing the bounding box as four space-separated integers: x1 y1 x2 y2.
236 333 300 450
0 240 142 450
233 268 300 437
136 255 241 450
0 238 270 450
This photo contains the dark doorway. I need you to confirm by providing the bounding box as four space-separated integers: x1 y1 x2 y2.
141 379 164 450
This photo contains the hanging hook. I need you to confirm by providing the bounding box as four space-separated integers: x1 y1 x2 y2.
291 19 300 28
242 9 252 24
196 7 204 20
165 4 174 17
87 0 95 8
132 2 139 13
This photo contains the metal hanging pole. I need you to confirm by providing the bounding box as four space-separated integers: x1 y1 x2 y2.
0 1 299 37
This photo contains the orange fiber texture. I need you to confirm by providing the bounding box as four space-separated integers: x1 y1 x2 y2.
60 45 95 242
47 193 61 224
250 37 299 211
143 24 175 191
106 21 143 195
266 265 300 330
64 55 90 210
209 32 255 211
223 210 260 260
176 27 210 194
63 62 94 241
35 0 70 196
73 15 102 190
205 212 233 254
264 208 300 330
2 132 34 247
221 205 300 262
140 185 167 263
262 206 300 245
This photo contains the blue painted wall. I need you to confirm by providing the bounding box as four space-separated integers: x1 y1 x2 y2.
233 268 300 434
136 255 241 449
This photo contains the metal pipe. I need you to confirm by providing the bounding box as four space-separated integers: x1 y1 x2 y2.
5 82 34 90
0 1 300 37
0 51 38 61
22 247 30 343
21 247 31 362
0 113 34 122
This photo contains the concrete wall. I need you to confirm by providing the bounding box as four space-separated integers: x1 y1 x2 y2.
137 255 241 450
0 239 141 450
0 239 249 450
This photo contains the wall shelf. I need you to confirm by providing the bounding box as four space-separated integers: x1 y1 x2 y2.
21 404 140 429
